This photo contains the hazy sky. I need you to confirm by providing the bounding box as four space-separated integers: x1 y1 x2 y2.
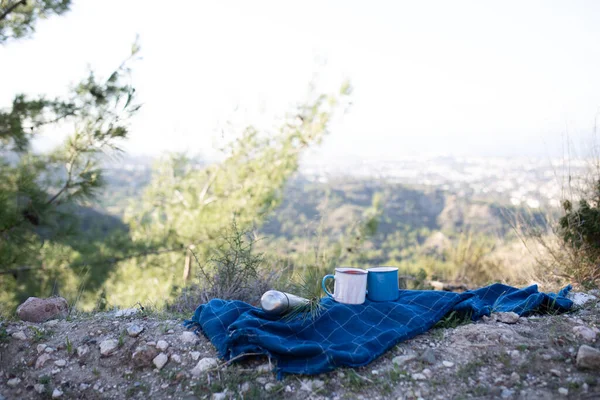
2 0 600 161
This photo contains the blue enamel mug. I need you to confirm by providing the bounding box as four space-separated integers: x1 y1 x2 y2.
367 267 399 302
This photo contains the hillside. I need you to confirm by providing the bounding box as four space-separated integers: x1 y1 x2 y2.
0 291 599 399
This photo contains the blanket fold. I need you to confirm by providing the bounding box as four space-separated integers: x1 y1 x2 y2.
184 283 572 376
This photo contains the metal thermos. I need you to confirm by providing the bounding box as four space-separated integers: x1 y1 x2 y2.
260 290 309 315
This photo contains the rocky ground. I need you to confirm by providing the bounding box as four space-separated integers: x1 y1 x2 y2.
1 291 600 400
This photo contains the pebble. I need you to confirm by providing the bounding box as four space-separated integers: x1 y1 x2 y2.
52 388 63 398
212 393 227 400
393 354 416 366
77 345 89 358
171 354 182 363
442 361 454 368
191 357 218 376
300 379 324 391
420 349 436 364
37 344 47 353
495 312 520 324
99 339 118 356
11 331 27 341
153 353 168 370
510 372 520 383
79 383 90 390
7 378 21 387
45 347 55 353
510 350 520 359
501 388 514 398
550 369 561 377
256 377 268 385
34 384 45 394
45 320 59 327
127 324 144 337
180 331 197 344
542 354 552 361
558 387 568 396
35 353 51 369
51 368 60 375
190 351 201 360
240 382 251 393
167 329 174 334
576 345 600 369
54 359 67 367
115 308 139 317
412 373 427 380
156 340 169 351
265 383 276 391
132 345 160 368
285 385 293 392
573 326 597 342
257 363 271 373
422 368 432 379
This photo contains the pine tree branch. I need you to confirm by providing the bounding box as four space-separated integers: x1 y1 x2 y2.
0 0 26 23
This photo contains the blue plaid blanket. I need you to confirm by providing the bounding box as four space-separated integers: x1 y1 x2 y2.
184 284 572 377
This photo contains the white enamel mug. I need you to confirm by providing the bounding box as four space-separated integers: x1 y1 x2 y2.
321 267 368 305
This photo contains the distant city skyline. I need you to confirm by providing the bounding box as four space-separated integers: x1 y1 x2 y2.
1 0 600 161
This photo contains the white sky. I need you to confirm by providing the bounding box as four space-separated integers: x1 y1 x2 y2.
1 0 600 161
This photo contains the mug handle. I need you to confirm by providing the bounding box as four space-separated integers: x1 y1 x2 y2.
322 274 335 298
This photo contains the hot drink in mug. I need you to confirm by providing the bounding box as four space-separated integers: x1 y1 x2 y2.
321 267 368 305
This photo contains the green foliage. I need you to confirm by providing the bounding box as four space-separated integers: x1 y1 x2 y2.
559 180 600 285
0 4 141 311
0 0 70 44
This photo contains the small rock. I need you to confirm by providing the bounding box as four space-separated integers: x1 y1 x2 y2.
45 347 55 353
240 382 251 393
77 345 89 358
576 345 600 369
501 388 514 398
132 345 160 368
156 340 169 351
510 350 520 359
153 353 169 370
442 361 454 368
180 331 197 344
7 378 21 387
34 384 45 394
52 388 63 398
167 329 174 334
127 324 144 337
393 354 416 366
51 368 60 375
265 383 276 391
542 354 552 361
412 373 427 380
285 385 293 392
191 357 218 376
300 379 324 391
16 297 69 322
558 387 568 396
37 344 47 353
11 330 27 340
54 359 66 367
190 351 201 361
510 372 520 383
115 308 139 317
550 369 561 377
422 368 432 379
35 353 51 369
420 349 436 364
99 339 118 356
212 393 227 400
257 363 271 373
79 383 90 390
371 369 379 375
495 312 520 324
160 383 169 389
256 377 268 385
573 326 597 342
171 354 182 363
45 320 59 327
